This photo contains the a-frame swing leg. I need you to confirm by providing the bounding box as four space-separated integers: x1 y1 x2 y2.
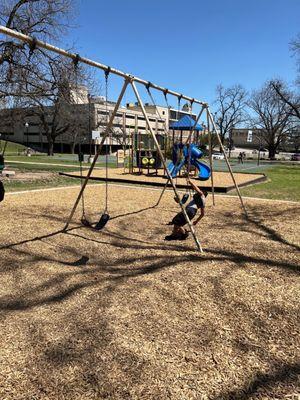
63 78 130 231
131 81 203 252
207 107 215 206
155 105 207 207
206 107 248 217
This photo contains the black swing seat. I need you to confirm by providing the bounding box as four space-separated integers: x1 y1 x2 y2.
181 193 189 204
81 216 92 227
174 193 189 205
95 213 110 230
0 181 5 203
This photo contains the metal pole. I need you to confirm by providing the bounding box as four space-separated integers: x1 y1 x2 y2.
0 25 206 107
257 134 261 166
207 108 215 206
131 81 203 252
155 105 206 207
228 128 233 159
64 78 130 230
88 94 92 158
207 107 248 217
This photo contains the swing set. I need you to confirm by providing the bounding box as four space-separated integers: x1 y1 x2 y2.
0 25 248 253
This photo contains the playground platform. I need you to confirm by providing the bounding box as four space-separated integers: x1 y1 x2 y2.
60 168 267 193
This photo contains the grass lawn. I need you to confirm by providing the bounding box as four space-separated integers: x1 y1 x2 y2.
5 155 84 165
4 176 76 192
0 140 27 155
3 174 103 192
5 155 117 168
229 164 300 202
2 149 300 202
5 162 84 173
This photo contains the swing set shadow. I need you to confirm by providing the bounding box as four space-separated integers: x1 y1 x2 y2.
0 202 184 256
110 204 157 221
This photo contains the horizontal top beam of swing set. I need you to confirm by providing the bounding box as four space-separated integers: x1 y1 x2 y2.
0 25 207 107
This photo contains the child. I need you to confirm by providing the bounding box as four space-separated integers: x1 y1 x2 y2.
165 178 208 241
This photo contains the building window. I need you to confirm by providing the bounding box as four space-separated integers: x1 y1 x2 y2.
24 132 40 136
25 122 41 127
1 131 14 136
126 114 135 119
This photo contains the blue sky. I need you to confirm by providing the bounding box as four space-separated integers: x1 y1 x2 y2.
66 0 300 108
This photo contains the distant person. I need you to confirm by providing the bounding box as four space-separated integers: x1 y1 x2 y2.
165 178 208 241
238 152 242 164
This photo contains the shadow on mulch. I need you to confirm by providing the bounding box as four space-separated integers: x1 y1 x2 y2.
0 200 299 399
213 361 300 400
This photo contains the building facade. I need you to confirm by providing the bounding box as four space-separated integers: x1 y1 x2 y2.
0 91 197 153
231 128 300 152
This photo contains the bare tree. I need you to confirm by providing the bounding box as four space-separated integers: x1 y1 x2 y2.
0 0 73 95
271 79 300 121
110 120 131 150
291 33 300 85
24 56 94 155
213 84 248 147
268 33 300 122
248 82 291 159
66 100 93 155
0 0 80 154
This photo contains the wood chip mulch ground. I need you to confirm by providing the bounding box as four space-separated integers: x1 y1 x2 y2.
0 184 299 400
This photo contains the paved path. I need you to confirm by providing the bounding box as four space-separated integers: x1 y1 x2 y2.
6 160 102 169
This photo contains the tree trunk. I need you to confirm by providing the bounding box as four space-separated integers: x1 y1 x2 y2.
219 132 225 152
48 139 54 156
268 145 276 160
70 141 76 154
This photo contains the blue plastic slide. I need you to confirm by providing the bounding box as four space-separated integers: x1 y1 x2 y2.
192 159 211 181
167 159 185 178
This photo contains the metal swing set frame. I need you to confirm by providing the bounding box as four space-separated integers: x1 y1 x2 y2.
0 25 247 253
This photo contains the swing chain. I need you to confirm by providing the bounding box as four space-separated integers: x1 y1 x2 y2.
104 69 110 213
163 89 169 108
73 54 80 69
185 99 194 195
72 55 88 223
146 81 152 92
28 37 37 58
105 66 111 79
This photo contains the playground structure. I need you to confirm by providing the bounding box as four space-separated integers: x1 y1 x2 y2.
168 143 211 181
134 130 164 176
0 25 247 252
